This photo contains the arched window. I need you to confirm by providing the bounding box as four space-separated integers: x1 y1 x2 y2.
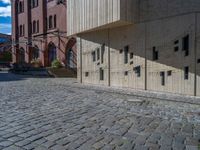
19 1 22 13
37 20 39 33
49 16 53 29
32 45 39 59
19 25 22 36
48 42 57 66
31 0 38 8
54 15 57 28
19 47 25 63
33 20 36 33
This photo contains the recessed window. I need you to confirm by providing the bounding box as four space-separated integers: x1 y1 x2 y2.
167 70 172 76
153 47 158 60
184 66 189 80
174 46 179 52
124 71 128 76
182 35 189 56
33 20 36 33
124 46 129 64
92 51 96 62
100 68 104 80
101 44 105 64
31 0 38 8
37 20 39 33
130 52 134 59
54 15 57 28
133 66 141 77
174 40 179 44
18 1 24 13
97 48 100 60
85 72 89 77
49 16 53 29
160 71 165 86
119 49 123 54
197 59 200 64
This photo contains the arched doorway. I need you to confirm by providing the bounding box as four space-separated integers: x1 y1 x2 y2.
31 45 39 60
65 37 76 68
18 47 25 63
48 42 57 66
66 49 74 68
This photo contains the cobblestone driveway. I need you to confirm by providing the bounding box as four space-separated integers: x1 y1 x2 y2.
0 72 200 150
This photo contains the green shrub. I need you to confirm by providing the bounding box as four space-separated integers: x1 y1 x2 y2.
51 59 62 68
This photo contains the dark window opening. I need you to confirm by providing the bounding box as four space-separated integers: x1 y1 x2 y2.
18 1 24 13
167 70 172 76
124 46 129 64
54 15 57 28
133 66 141 77
153 47 158 60
101 44 105 64
174 40 179 45
31 0 38 8
182 35 189 56
49 16 53 29
37 20 39 33
92 51 96 62
160 71 165 86
85 72 89 77
130 52 134 59
124 71 128 76
100 68 104 80
174 46 179 52
119 49 123 54
33 21 36 33
97 48 100 60
197 59 200 64
184 66 189 80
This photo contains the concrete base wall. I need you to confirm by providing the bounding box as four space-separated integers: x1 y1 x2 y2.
77 13 200 96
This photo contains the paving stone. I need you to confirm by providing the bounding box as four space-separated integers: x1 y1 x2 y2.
2 145 24 150
0 72 199 150
0 141 13 147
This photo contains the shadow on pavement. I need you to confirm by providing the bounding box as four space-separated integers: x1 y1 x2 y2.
0 71 51 82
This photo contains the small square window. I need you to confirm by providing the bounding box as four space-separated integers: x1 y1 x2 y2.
197 59 200 64
174 40 179 44
124 71 128 76
167 70 172 76
174 46 179 52
119 49 123 54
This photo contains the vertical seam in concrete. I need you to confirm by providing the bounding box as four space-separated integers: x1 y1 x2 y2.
80 37 83 83
194 13 197 96
145 23 147 90
108 29 111 86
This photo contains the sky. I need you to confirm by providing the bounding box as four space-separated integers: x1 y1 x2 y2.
0 0 11 35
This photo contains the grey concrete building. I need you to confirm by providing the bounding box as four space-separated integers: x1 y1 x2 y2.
67 0 200 96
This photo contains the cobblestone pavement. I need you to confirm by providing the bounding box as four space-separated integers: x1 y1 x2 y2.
0 71 200 150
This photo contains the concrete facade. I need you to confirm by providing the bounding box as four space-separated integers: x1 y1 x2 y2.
67 0 200 96
12 0 76 67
